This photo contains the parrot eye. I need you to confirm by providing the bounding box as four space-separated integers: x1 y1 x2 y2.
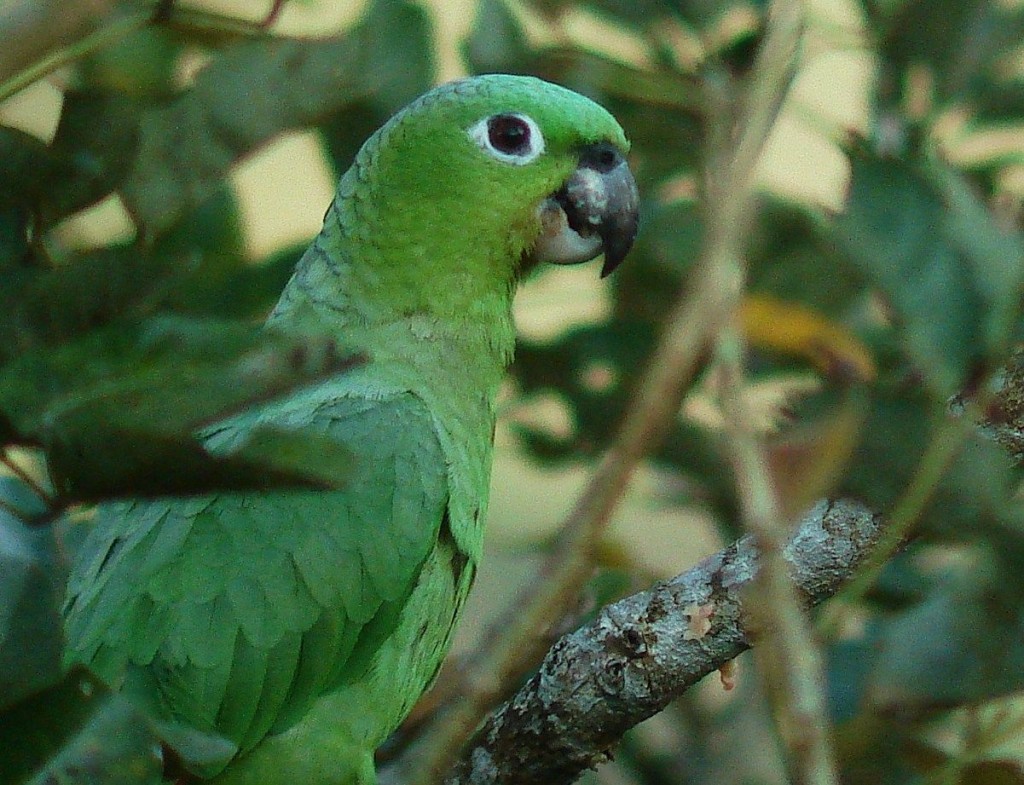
488 115 531 154
468 112 544 165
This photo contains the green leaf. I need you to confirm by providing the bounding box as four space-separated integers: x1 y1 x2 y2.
873 0 1022 106
351 0 435 105
0 479 64 711
43 416 358 502
121 38 357 232
597 88 703 185
0 315 363 500
838 152 981 395
320 0 435 175
463 0 532 74
121 0 433 234
0 91 140 237
838 150 1024 397
0 247 164 365
608 201 700 323
827 638 876 725
0 126 58 210
837 380 935 511
46 423 356 503
0 668 162 785
522 0 673 32
922 432 1024 550
0 196 293 367
0 202 33 271
0 127 58 270
930 163 1024 356
78 26 180 98
579 0 685 33
866 550 1024 712
210 425 355 489
536 47 702 109
157 235 298 321
972 76 1024 125
44 90 141 226
957 761 1024 785
747 198 865 315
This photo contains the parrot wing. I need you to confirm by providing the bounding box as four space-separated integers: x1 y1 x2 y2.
63 390 449 761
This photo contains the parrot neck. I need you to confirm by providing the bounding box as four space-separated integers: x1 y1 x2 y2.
270 197 520 393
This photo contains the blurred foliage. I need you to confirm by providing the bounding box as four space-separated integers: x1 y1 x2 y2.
0 0 1023 783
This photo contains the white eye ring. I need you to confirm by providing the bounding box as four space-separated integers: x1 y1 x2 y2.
468 112 545 165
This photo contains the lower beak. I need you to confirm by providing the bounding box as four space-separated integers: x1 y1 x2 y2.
530 142 640 277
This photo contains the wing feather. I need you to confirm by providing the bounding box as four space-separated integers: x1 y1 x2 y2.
64 391 448 764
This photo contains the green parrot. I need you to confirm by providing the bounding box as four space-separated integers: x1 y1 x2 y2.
63 74 638 784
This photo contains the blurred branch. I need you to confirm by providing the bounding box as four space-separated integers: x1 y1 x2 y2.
0 495 32 523
260 0 288 28
0 0 146 101
395 3 809 783
441 499 882 785
702 0 840 781
1 449 52 508
0 0 283 103
718 318 840 785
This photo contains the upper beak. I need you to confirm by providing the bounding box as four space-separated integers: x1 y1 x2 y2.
530 142 639 277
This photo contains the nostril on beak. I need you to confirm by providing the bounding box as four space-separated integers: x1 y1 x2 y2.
579 142 624 174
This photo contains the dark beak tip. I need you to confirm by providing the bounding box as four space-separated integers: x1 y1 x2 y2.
599 242 630 278
599 162 640 278
599 205 639 279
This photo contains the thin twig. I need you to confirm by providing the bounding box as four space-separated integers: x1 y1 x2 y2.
1 449 53 506
0 6 150 102
260 0 289 29
698 1 839 781
717 325 839 785
0 494 33 524
0 0 280 102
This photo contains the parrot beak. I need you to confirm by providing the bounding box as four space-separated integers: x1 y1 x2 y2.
531 142 639 277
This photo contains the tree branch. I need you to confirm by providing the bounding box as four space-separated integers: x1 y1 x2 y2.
443 498 881 785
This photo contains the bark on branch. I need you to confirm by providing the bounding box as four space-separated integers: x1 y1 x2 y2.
444 498 882 785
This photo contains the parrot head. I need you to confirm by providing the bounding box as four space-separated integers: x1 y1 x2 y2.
444 74 640 278
346 74 639 296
